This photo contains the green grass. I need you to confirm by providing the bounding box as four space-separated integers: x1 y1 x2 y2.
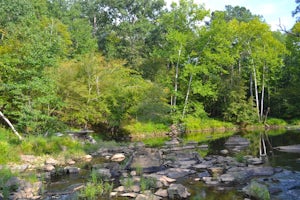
79 170 114 199
140 176 157 192
183 116 235 132
124 121 169 135
266 118 287 126
0 126 89 164
0 168 18 199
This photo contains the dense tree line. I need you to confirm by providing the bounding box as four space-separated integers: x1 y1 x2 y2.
0 0 299 136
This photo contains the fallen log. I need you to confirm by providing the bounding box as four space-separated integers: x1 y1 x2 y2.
274 144 300 153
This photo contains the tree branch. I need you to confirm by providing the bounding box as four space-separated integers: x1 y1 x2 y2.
0 110 23 140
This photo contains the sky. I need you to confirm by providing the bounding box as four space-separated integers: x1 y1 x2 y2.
166 0 297 31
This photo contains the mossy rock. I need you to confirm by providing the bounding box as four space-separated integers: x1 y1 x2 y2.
243 181 270 200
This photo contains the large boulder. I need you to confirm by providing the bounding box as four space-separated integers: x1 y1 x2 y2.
243 181 270 200
167 183 190 199
128 148 163 172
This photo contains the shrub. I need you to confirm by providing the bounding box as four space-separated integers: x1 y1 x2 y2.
183 116 234 131
289 118 300 125
0 141 19 164
266 118 287 126
0 168 17 199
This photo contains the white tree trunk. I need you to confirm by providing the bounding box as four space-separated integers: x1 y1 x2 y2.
260 64 266 121
182 73 193 119
173 43 182 107
0 110 22 140
252 63 260 121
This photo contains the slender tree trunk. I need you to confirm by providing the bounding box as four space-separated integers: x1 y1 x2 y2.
93 16 97 36
248 46 260 121
260 64 266 121
250 74 253 98
182 73 193 119
252 63 260 121
173 43 182 108
0 111 22 140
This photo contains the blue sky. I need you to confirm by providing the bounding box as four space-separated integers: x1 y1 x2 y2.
166 0 297 31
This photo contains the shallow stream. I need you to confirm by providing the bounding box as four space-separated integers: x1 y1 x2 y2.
45 129 300 200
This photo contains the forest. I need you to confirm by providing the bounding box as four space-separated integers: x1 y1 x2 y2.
1 0 300 139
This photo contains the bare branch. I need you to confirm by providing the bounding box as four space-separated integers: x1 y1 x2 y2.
0 110 23 140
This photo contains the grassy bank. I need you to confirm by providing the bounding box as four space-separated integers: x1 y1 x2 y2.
0 127 92 165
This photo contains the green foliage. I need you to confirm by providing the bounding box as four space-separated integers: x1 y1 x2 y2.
183 116 235 131
124 122 169 135
234 152 246 163
290 118 300 125
121 177 135 190
0 168 17 198
244 181 270 200
140 176 157 192
0 0 296 139
266 118 287 126
79 170 114 199
20 135 84 156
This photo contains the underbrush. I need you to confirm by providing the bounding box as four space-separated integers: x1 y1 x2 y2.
0 127 87 164
0 167 17 199
124 121 169 135
266 118 287 126
182 116 235 132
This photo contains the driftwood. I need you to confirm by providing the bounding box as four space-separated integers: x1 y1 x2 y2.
274 144 300 153
0 110 22 140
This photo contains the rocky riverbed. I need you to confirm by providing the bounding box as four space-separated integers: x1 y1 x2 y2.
2 136 300 200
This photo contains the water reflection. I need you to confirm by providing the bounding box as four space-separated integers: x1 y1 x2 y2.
190 129 300 171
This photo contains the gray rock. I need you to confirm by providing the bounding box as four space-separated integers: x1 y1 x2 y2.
197 171 211 179
168 183 190 199
64 166 80 174
220 149 229 155
111 153 126 162
136 191 161 200
242 181 270 200
10 164 29 173
95 168 111 179
158 168 196 179
220 174 235 183
247 157 263 165
155 188 168 198
121 192 138 198
44 164 55 172
45 158 58 166
165 138 180 146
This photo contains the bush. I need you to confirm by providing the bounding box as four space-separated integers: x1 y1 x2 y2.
290 118 300 125
0 141 20 164
266 118 287 126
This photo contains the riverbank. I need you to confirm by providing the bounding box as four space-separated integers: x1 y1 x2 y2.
2 133 300 200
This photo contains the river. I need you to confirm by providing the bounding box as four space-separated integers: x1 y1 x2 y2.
45 129 300 199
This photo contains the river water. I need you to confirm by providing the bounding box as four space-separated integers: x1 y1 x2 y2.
45 129 300 199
